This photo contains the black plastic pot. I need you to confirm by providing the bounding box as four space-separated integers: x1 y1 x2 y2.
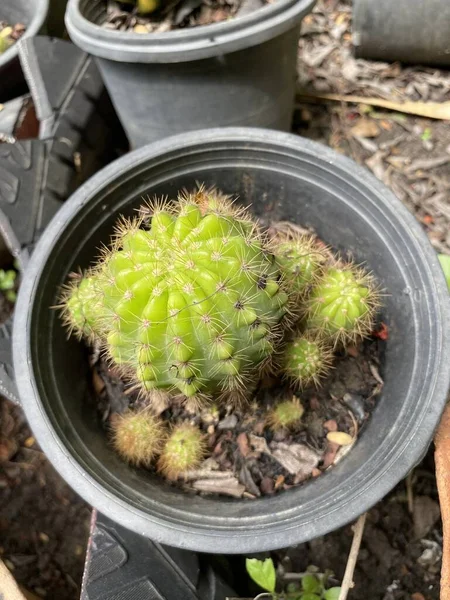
82 512 236 600
0 0 49 101
353 0 450 66
65 0 315 148
13 128 450 553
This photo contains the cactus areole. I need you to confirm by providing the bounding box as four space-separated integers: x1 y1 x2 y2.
63 190 289 399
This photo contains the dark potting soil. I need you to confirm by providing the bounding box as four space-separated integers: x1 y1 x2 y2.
0 21 26 54
103 0 269 33
93 324 384 499
272 447 442 600
0 290 14 323
0 287 90 599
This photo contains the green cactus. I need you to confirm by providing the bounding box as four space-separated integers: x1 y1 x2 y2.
0 27 13 55
157 423 205 480
274 234 328 295
120 0 160 15
111 410 164 466
268 397 304 430
282 333 333 388
304 264 379 344
62 190 289 399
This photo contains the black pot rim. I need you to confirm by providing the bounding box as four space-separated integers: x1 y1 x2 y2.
13 128 450 553
65 0 316 63
0 0 49 69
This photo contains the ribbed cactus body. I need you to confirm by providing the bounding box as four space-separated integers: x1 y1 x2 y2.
305 266 377 343
64 193 289 397
282 334 333 388
157 423 205 480
275 235 327 295
268 398 304 430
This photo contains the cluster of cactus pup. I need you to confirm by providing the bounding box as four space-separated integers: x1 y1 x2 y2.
61 187 380 480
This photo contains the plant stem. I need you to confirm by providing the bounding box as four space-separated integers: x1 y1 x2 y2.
435 402 450 600
338 512 367 600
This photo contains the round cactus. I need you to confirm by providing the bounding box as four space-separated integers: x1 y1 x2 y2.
282 333 333 388
62 190 289 399
274 235 328 295
268 397 304 430
111 410 164 466
305 264 378 344
157 423 205 480
62 274 104 339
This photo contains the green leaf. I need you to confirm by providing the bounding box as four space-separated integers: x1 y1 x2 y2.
302 574 321 593
245 558 276 593
438 254 450 292
300 594 321 600
5 290 16 303
421 127 432 141
323 587 341 600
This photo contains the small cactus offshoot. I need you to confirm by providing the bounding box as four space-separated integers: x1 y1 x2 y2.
157 423 205 480
282 333 333 388
111 410 164 466
268 397 304 430
62 190 289 399
305 265 379 344
274 235 328 295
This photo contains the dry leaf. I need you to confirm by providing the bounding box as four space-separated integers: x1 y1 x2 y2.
249 434 270 455
297 91 450 120
350 118 380 138
192 477 245 498
326 431 354 446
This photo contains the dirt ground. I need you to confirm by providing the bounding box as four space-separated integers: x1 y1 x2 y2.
0 0 449 598
281 1 449 598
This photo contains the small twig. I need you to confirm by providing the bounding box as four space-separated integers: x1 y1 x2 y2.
434 402 450 599
406 470 414 514
338 513 367 600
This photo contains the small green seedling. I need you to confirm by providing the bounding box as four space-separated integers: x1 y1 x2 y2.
438 254 450 292
0 269 17 303
245 558 341 600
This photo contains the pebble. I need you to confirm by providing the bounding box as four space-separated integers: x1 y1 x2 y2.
343 392 366 423
260 477 274 494
217 414 238 430
236 432 250 457
133 24 150 33
323 419 338 432
327 431 354 446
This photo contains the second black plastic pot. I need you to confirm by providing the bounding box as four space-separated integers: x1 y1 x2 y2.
65 0 316 148
13 128 450 553
0 0 49 101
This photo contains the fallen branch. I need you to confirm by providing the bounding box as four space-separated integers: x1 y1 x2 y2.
296 91 450 120
0 559 28 600
435 402 450 600
338 512 367 600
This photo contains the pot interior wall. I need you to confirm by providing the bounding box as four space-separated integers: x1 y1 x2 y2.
29 141 433 528
0 3 37 27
